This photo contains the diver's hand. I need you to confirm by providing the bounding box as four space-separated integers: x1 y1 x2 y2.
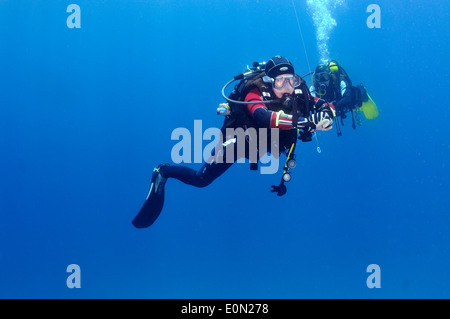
308 111 332 125
315 118 333 131
308 111 333 131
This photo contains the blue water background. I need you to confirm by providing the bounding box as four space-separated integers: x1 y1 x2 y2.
0 0 449 298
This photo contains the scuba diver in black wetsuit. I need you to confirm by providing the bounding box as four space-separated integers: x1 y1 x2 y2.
132 56 335 228
310 60 370 136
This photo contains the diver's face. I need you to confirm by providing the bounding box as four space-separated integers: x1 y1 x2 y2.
331 72 338 82
273 73 295 98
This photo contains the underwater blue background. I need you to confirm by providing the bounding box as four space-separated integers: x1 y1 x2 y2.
0 0 449 298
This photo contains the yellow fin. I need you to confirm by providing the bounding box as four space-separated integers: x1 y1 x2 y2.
361 93 379 119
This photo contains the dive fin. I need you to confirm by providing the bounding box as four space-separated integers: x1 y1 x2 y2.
132 165 167 228
361 91 379 120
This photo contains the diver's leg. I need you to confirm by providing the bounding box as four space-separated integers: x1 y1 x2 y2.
159 141 237 188
160 161 233 188
133 140 238 227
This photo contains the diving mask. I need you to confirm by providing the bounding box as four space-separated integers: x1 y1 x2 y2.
263 74 302 90
314 72 331 83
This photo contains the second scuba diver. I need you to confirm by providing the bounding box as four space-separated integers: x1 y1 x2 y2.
133 56 335 228
310 60 377 136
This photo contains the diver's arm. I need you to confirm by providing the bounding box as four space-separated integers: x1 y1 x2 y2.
245 89 310 130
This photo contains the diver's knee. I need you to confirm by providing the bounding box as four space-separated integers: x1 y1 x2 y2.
195 177 213 188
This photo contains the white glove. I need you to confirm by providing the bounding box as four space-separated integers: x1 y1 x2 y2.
308 111 331 125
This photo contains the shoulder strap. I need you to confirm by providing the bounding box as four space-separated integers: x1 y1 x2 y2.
240 73 274 101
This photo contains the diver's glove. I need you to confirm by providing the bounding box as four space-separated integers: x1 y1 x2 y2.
314 98 335 119
308 111 332 125
308 112 333 131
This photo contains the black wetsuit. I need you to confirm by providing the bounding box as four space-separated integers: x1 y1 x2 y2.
159 97 302 188
160 141 242 188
